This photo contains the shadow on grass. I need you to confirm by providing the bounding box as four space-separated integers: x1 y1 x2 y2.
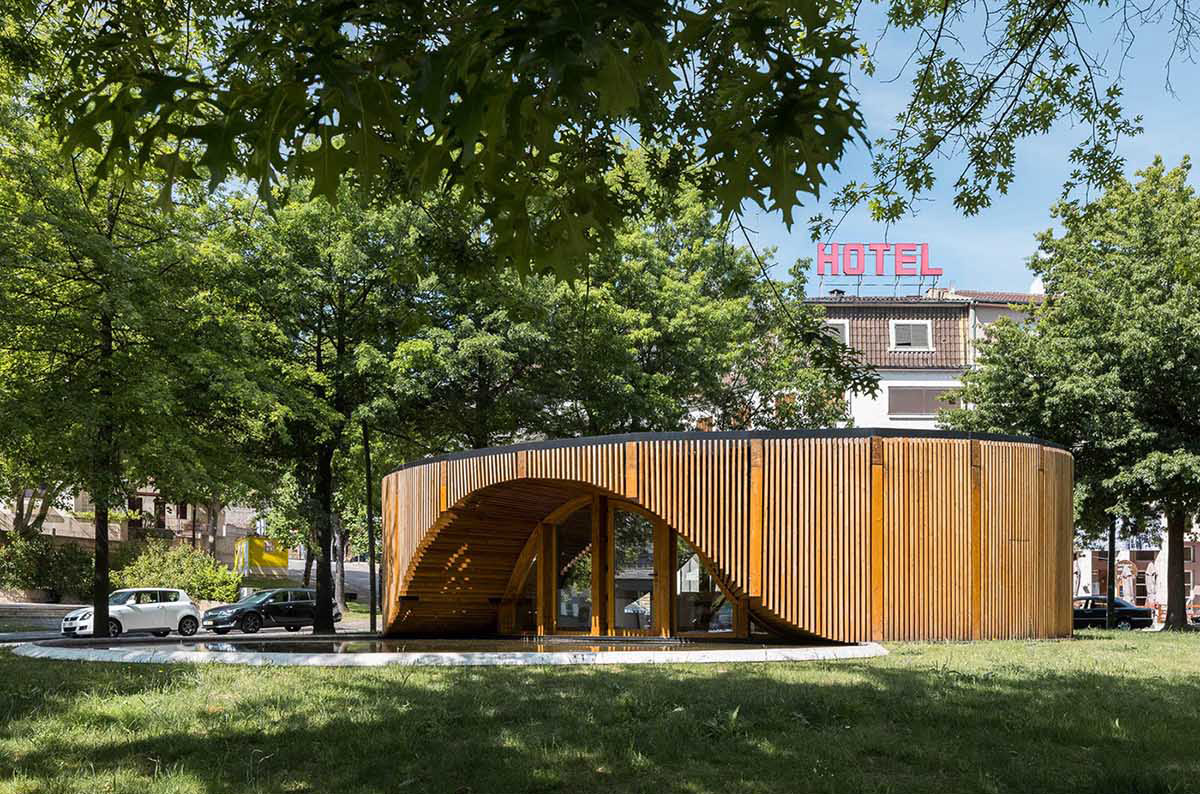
1 639 1197 794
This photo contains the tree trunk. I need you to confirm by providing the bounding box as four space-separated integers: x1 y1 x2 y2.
8 484 53 542
207 498 221 559
312 444 336 633
333 512 348 614
1164 508 1188 629
12 488 27 539
303 545 314 587
1106 516 1117 629
92 310 115 638
29 485 55 537
363 420 377 634
190 506 197 549
93 501 110 637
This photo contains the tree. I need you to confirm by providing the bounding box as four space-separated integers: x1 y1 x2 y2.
260 473 315 584
706 261 853 431
389 268 556 450
11 0 865 276
944 157 1200 629
390 158 855 448
10 3 1195 269
536 201 853 436
0 105 272 636
0 454 71 542
226 183 423 630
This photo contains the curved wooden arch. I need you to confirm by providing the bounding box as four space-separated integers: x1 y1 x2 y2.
381 430 1074 641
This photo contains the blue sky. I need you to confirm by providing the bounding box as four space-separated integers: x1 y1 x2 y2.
740 8 1200 295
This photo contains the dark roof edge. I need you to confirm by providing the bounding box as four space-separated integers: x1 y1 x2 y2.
389 427 1068 474
807 299 967 307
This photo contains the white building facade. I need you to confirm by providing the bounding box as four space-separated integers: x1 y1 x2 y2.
811 288 1042 429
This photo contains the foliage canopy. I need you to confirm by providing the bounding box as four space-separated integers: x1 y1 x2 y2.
944 157 1200 626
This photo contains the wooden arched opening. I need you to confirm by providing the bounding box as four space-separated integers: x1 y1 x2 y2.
381 430 1075 642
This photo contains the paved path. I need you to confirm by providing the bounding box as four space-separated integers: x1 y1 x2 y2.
0 630 62 644
0 621 373 644
286 558 379 600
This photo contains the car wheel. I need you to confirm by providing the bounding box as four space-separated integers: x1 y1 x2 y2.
178 616 199 637
241 613 262 634
152 630 170 637
213 628 230 635
107 618 122 638
1117 618 1134 630
285 625 301 632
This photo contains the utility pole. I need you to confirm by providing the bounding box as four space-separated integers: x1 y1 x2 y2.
363 420 378 634
1106 515 1117 629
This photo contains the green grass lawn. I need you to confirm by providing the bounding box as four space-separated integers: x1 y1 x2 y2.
1 631 1197 794
341 599 371 616
0 620 53 633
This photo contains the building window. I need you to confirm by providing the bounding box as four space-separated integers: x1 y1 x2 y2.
1134 550 1157 561
1186 570 1194 595
1185 547 1195 563
126 497 144 530
1135 572 1147 606
824 319 849 345
887 386 959 417
889 319 933 351
176 503 188 521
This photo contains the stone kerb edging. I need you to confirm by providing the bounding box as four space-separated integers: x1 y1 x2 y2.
13 641 888 667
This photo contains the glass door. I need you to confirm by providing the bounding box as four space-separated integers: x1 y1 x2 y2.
555 506 593 633
610 507 656 634
675 539 734 635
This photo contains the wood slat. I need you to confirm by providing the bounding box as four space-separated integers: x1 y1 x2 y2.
381 434 1074 640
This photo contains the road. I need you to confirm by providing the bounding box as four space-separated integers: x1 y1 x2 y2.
286 558 379 601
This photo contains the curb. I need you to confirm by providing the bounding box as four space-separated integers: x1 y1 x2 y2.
11 641 889 668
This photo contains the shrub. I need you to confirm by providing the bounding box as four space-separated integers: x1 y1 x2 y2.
45 543 94 601
111 540 241 602
0 537 94 601
0 537 47 590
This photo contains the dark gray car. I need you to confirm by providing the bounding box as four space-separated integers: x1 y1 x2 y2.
1072 596 1154 630
201 588 342 634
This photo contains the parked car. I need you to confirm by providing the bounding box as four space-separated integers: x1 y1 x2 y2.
1072 596 1155 630
61 588 201 638
201 588 341 634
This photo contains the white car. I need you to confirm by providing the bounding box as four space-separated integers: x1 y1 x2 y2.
61 588 201 638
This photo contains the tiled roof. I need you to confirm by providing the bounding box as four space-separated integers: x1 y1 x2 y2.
951 290 1044 304
807 294 964 305
806 290 1044 306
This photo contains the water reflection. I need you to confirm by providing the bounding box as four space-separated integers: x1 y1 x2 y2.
106 637 814 654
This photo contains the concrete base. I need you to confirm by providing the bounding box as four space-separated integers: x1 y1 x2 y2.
13 639 888 667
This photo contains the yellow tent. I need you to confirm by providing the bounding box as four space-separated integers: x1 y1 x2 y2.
234 536 289 577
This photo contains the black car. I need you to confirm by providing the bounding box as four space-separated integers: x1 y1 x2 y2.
201 588 342 634
1072 596 1154 630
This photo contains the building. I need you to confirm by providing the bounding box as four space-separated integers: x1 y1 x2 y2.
810 287 1043 429
0 488 259 566
381 430 1074 642
1074 542 1200 616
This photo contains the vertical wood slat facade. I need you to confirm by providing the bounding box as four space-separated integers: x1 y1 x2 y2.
382 431 1073 641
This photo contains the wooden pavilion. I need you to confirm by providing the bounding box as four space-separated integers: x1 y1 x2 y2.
381 430 1074 642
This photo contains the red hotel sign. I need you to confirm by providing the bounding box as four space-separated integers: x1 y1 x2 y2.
817 242 942 276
